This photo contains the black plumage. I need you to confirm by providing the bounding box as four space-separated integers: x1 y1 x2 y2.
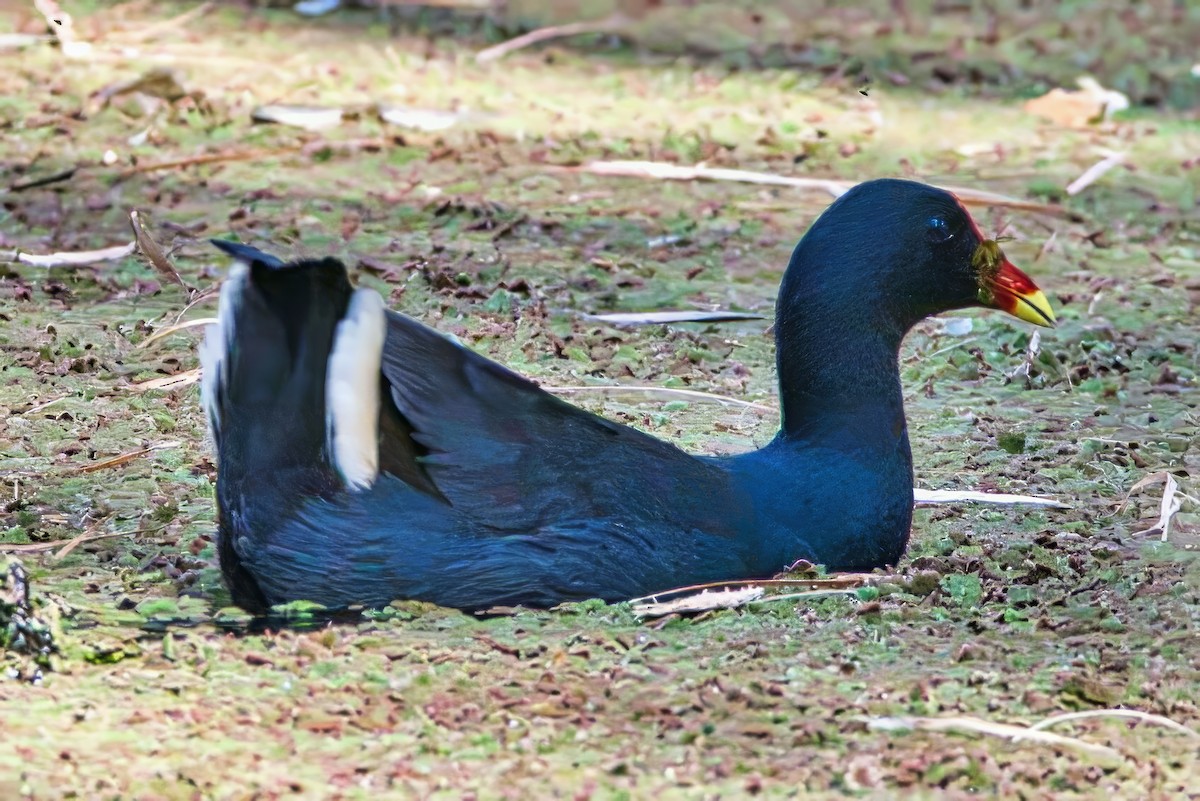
202 179 1055 613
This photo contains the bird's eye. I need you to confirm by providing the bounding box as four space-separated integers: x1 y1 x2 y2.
927 216 954 244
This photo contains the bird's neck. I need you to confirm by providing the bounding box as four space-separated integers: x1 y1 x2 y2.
773 313 909 451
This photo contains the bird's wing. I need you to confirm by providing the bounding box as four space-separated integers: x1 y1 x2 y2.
377 311 744 535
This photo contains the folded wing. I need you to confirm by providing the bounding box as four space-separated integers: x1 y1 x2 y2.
378 312 746 537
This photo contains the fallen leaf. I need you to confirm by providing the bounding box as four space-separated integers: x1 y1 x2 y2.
1024 76 1130 128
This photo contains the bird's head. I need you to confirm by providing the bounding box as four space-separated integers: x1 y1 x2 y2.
778 178 1056 338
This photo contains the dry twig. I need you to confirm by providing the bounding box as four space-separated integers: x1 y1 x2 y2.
121 147 300 177
1024 709 1200 741
583 310 764 325
128 369 202 392
125 140 396 176
6 168 77 192
5 242 135 268
636 575 874 600
0 532 122 556
51 531 124 561
568 161 1066 213
111 2 215 43
631 586 859 617
913 488 1068 508
1066 152 1126 196
476 15 626 63
1005 329 1041 387
867 715 1123 761
1123 472 1184 542
138 317 217 349
544 385 775 414
574 160 852 198
630 574 874 616
77 442 181 474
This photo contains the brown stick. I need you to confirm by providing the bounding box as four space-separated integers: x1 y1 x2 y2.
6 168 77 192
1066 152 1126 196
52 531 124 561
0 531 121 555
122 138 393 177
1026 709 1200 741
111 1 215 43
543 384 776 414
867 715 1123 761
121 146 301 177
476 15 626 63
77 441 181 474
568 160 1068 214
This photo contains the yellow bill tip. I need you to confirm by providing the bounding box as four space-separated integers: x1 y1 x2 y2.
1011 288 1057 328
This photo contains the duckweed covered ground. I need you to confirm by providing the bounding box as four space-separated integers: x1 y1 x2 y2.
1 2 1197 798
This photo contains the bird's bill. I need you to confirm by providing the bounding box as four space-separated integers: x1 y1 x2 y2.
974 242 1056 327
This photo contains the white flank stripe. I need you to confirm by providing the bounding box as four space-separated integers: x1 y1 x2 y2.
199 262 249 443
197 323 223 440
326 288 386 491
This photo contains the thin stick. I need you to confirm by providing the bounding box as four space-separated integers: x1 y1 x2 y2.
575 160 852 198
122 137 393 177
544 384 776 413
1023 709 1200 741
112 1 214 43
476 15 626 63
633 587 858 617
169 286 220 325
77 441 181 474
1066 153 1126 196
632 586 765 616
568 161 1066 213
6 168 78 192
18 396 70 416
52 531 125 561
382 0 493 6
0 531 121 555
1131 473 1183 542
756 589 860 605
630 574 873 605
6 242 135 267
121 147 300 177
1118 470 1172 512
867 715 1123 761
1035 230 1058 263
913 488 1067 508
916 336 979 361
583 310 765 325
138 317 217 349
128 369 202 392
82 49 285 72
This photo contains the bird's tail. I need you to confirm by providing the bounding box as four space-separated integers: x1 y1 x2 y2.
201 241 386 606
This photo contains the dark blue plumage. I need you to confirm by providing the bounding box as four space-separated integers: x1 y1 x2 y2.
202 179 1055 613
210 240 286 269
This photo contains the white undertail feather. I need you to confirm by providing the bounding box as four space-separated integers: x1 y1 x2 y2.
199 261 249 447
326 288 386 491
